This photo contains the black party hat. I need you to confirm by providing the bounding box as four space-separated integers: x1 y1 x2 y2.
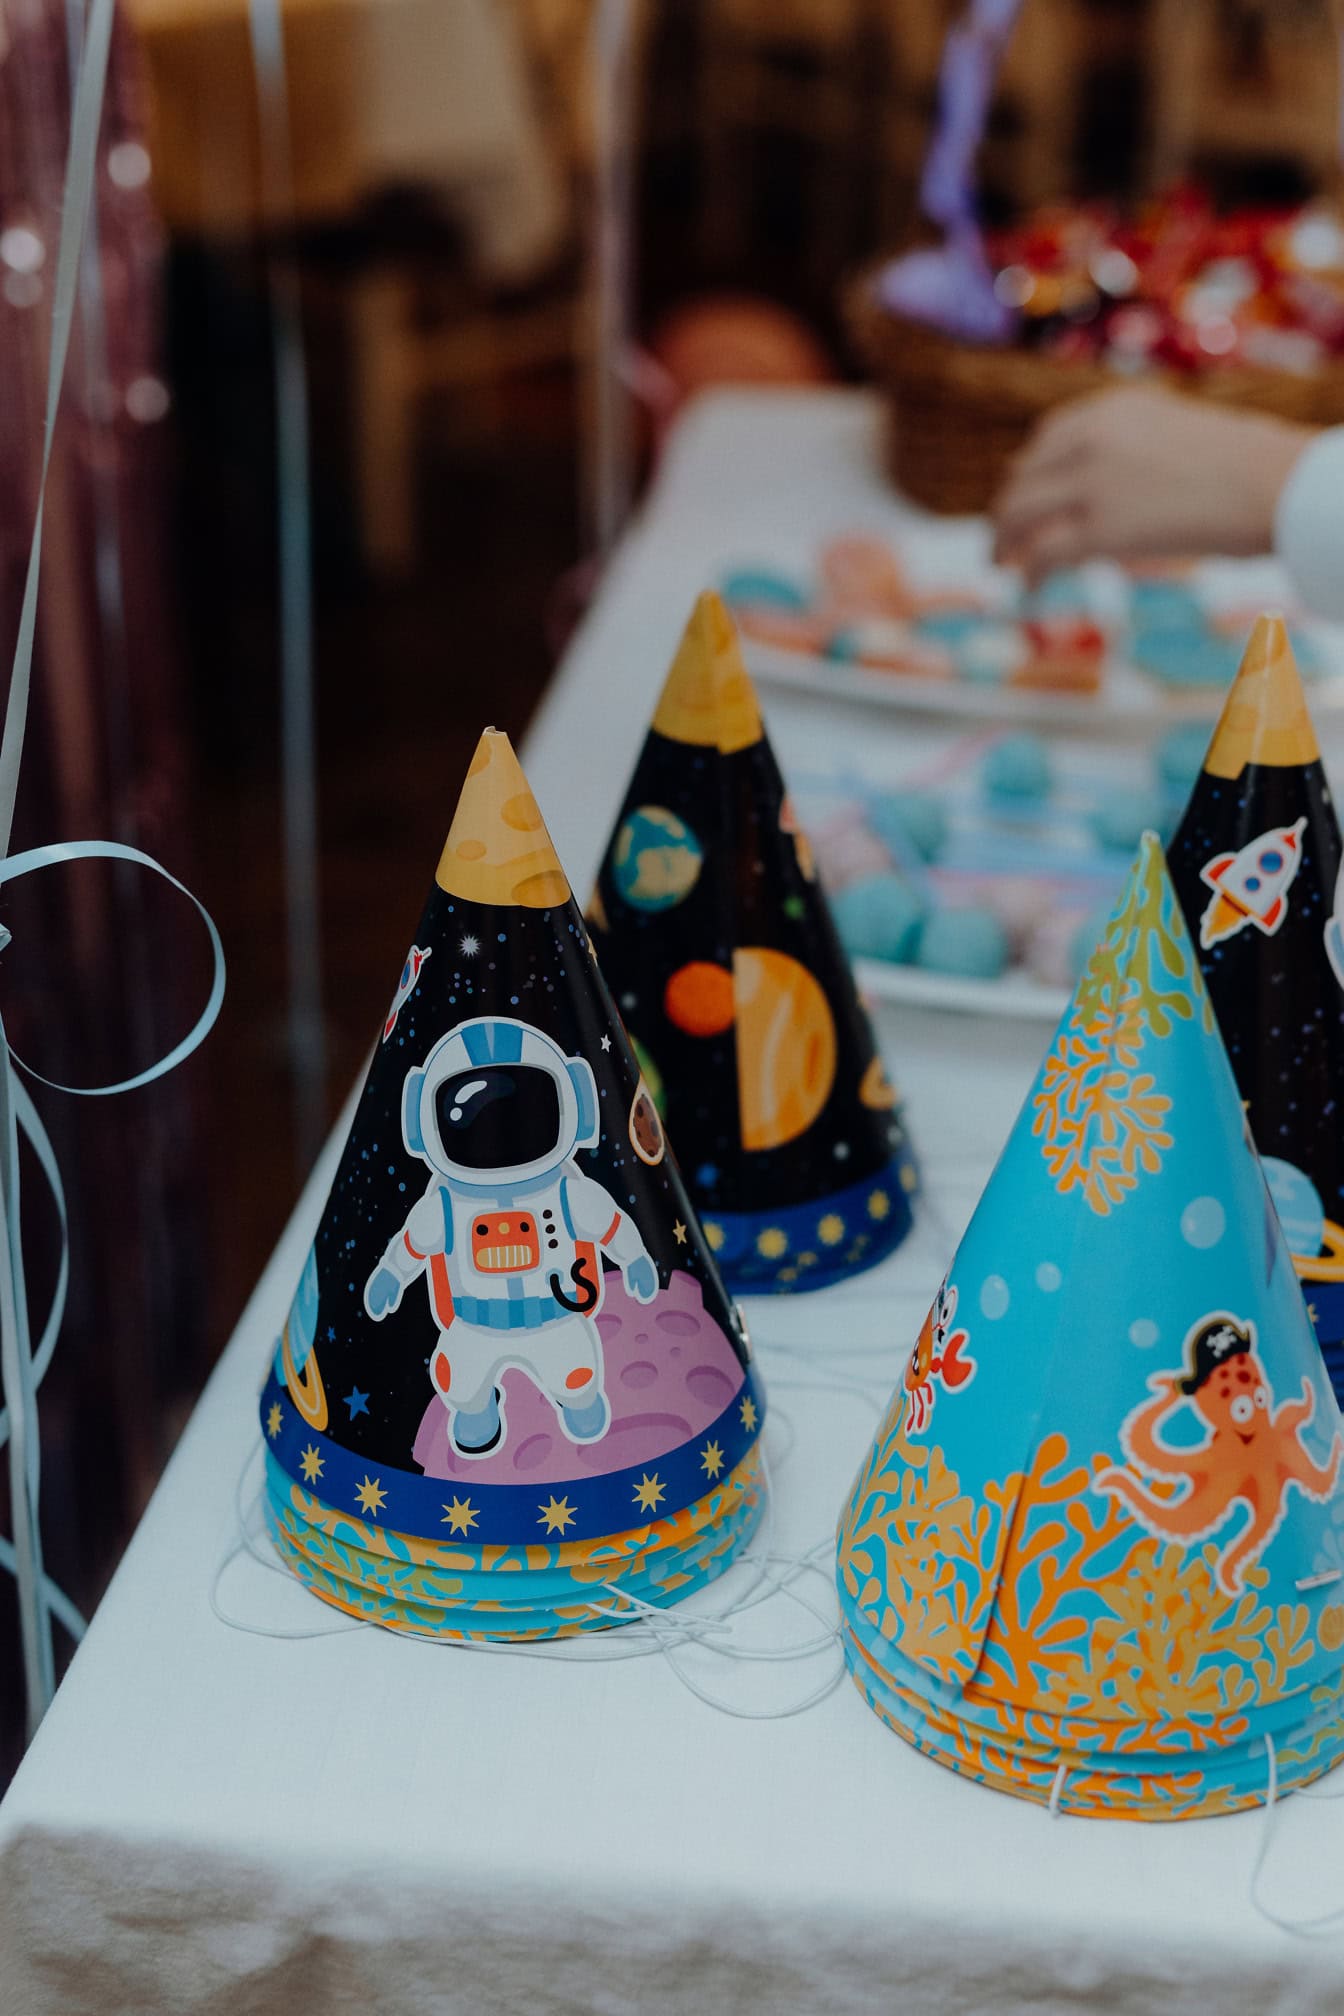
589 591 917 1293
259 730 765 1637
1168 614 1344 1395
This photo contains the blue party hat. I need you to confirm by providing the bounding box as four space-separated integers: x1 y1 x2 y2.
838 834 1344 1817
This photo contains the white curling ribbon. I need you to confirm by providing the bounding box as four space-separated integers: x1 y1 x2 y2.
0 842 225 1736
1 0 226 1738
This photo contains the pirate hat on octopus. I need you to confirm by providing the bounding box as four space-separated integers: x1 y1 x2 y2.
589 591 917 1294
1168 613 1344 1395
837 834 1344 1819
260 729 765 1639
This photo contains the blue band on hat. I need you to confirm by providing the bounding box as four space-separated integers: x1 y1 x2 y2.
702 1149 917 1294
261 1361 765 1544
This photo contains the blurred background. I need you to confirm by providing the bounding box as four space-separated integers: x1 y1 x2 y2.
3 0 1344 1779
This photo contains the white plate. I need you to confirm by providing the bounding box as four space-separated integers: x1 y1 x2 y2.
855 954 1068 1023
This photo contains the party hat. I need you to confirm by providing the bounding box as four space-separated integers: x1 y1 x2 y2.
590 591 917 1294
838 835 1344 1818
1168 615 1344 1398
260 730 765 1639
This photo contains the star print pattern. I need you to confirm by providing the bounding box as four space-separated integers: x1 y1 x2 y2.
700 1439 724 1479
633 1472 665 1513
443 1496 478 1534
538 1495 576 1534
265 1402 283 1439
355 1475 387 1517
299 1444 324 1483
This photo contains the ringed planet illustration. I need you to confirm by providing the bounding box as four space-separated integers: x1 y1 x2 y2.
1263 1156 1344 1281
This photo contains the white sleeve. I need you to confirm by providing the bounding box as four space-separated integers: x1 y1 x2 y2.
1274 429 1344 622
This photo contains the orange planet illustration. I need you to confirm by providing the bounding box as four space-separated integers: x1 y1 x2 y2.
859 1055 898 1110
665 961 736 1037
733 947 836 1150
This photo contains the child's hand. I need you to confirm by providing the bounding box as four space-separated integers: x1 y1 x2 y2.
991 387 1313 585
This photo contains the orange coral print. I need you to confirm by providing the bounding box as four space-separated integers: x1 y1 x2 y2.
1096 1313 1342 1597
1032 1021 1171 1215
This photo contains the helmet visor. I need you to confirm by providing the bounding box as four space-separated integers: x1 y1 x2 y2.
433 1064 561 1172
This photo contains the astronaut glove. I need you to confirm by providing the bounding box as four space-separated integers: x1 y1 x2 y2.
365 1265 404 1320
624 1253 658 1305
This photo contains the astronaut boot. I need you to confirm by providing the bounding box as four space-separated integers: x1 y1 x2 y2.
451 1387 504 1457
558 1389 610 1444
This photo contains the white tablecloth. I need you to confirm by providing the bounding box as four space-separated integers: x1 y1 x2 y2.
5 392 1344 2014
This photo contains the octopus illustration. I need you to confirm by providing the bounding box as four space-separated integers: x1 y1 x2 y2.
1095 1313 1342 1596
902 1280 975 1436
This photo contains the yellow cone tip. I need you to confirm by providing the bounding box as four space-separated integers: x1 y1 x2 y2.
651 590 764 755
436 728 571 908
1204 613 1318 779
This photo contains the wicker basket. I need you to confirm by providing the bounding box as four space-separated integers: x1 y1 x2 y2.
846 264 1344 517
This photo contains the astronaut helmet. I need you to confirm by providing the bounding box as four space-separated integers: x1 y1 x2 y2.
402 1015 599 1191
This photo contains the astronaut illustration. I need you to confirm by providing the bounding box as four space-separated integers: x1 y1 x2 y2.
363 1015 659 1457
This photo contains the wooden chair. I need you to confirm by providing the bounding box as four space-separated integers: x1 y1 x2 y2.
696 0 880 277
1148 0 1342 193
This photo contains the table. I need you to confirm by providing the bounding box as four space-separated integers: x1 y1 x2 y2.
5 392 1344 2014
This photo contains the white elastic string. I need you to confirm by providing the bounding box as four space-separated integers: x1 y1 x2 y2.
1048 1758 1067 1818
212 1425 847 1717
1251 1734 1344 1937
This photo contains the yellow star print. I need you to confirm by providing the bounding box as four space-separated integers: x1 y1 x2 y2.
265 1401 283 1439
538 1494 576 1535
633 1472 665 1514
867 1189 891 1222
443 1496 478 1534
355 1475 387 1517
700 1439 724 1480
740 1395 758 1432
299 1444 324 1483
673 1220 687 1245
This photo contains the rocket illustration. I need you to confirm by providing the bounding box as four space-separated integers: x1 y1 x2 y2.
1327 859 1344 993
383 944 432 1042
1199 819 1306 949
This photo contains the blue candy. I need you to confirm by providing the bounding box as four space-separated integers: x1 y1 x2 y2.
719 567 807 612
832 874 926 964
982 733 1053 804
867 790 948 864
915 906 1010 980
1154 722 1212 799
1088 787 1168 855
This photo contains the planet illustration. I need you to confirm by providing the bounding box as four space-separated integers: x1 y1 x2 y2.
778 795 817 881
1262 1155 1344 1279
734 947 836 1151
629 1080 666 1165
665 961 736 1037
859 1055 898 1110
629 1036 665 1113
651 591 763 754
436 729 570 909
664 950 838 1149
413 1268 745 1482
611 805 704 912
